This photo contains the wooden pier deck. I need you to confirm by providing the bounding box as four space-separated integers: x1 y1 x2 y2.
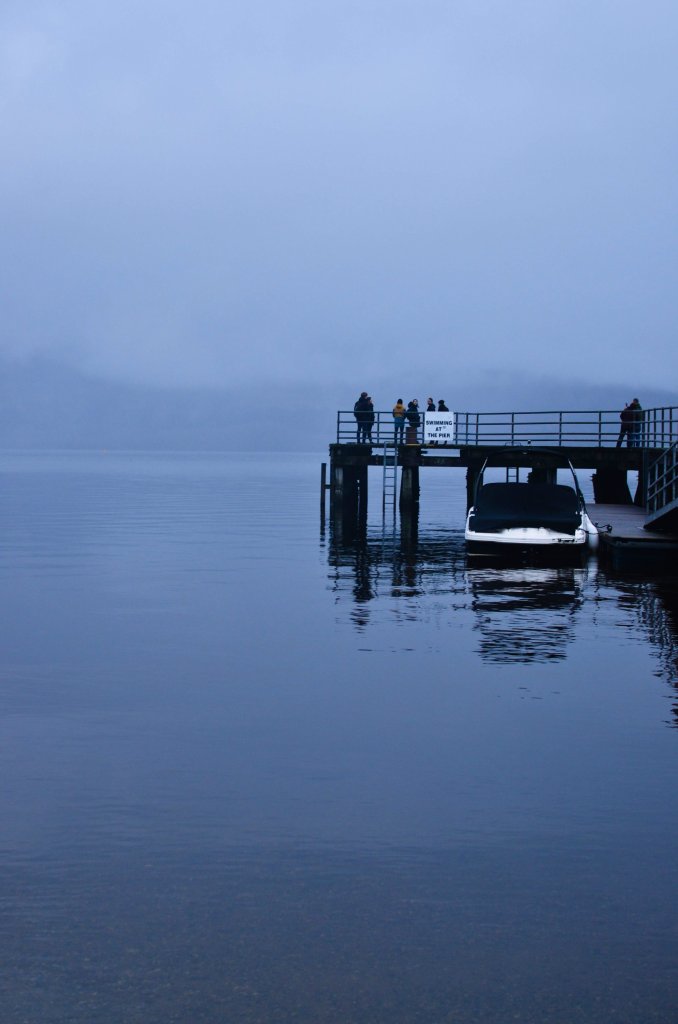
590 503 678 570
589 504 661 539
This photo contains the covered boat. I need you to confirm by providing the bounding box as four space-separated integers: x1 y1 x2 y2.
465 448 598 556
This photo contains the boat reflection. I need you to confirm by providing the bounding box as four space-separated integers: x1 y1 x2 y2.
466 563 588 663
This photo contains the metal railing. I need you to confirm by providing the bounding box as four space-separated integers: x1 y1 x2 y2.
647 441 678 517
337 407 678 449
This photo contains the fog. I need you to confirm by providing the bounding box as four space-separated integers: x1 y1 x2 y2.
1 355 675 452
1 1 677 447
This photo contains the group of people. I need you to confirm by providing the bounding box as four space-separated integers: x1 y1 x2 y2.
617 398 643 448
355 394 646 448
353 393 449 444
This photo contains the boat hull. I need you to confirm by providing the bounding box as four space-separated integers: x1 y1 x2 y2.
465 526 589 559
465 483 598 559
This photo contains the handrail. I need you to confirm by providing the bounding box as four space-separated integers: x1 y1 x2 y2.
647 440 678 516
336 407 678 449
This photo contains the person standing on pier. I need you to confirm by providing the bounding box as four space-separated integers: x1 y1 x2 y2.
629 397 643 447
365 396 375 443
426 398 436 412
438 399 449 412
406 400 420 426
393 399 406 443
616 403 632 447
616 398 642 447
406 400 421 444
354 392 373 444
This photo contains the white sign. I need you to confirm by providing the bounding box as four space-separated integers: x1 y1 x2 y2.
424 413 455 444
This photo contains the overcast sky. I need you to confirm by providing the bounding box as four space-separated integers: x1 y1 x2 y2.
2 0 677 405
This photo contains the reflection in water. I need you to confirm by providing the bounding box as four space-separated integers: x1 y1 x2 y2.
467 564 588 663
2 454 678 1023
328 515 467 631
633 580 678 724
329 510 678 686
328 516 593 662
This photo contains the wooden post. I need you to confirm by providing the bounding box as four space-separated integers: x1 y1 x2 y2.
466 466 480 511
343 466 359 514
634 452 648 507
332 464 344 503
320 462 327 517
399 465 420 509
400 502 419 543
357 464 368 517
527 467 557 485
591 469 633 504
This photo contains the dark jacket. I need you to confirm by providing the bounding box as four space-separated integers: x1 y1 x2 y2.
629 400 642 422
406 402 420 427
354 397 372 424
621 401 642 425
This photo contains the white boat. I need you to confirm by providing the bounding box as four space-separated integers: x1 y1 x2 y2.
465 448 598 557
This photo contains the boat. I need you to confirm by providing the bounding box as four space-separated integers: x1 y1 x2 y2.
464 447 598 557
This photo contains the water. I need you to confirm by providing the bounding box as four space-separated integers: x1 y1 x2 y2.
1 451 677 1023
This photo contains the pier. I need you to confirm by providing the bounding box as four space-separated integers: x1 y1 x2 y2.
326 407 678 565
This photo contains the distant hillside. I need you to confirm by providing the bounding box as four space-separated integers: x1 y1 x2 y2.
1 356 676 451
0 357 331 451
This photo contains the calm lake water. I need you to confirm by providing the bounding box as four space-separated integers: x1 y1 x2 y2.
1 451 677 1023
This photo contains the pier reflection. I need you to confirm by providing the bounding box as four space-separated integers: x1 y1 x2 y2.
327 518 591 663
326 517 678 676
633 579 678 724
327 515 465 630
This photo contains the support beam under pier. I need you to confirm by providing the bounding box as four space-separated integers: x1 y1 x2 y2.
399 447 421 511
592 469 633 505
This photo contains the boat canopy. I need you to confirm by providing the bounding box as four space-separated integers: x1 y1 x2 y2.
469 482 581 535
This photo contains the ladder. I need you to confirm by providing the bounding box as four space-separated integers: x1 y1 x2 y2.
505 466 520 483
382 442 398 522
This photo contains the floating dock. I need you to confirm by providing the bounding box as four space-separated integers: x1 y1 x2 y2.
591 503 678 570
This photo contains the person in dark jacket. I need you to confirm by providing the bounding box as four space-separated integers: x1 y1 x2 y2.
406 400 421 427
617 398 642 448
628 397 643 448
426 398 436 412
353 392 373 443
405 400 421 443
438 399 449 412
616 403 632 447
